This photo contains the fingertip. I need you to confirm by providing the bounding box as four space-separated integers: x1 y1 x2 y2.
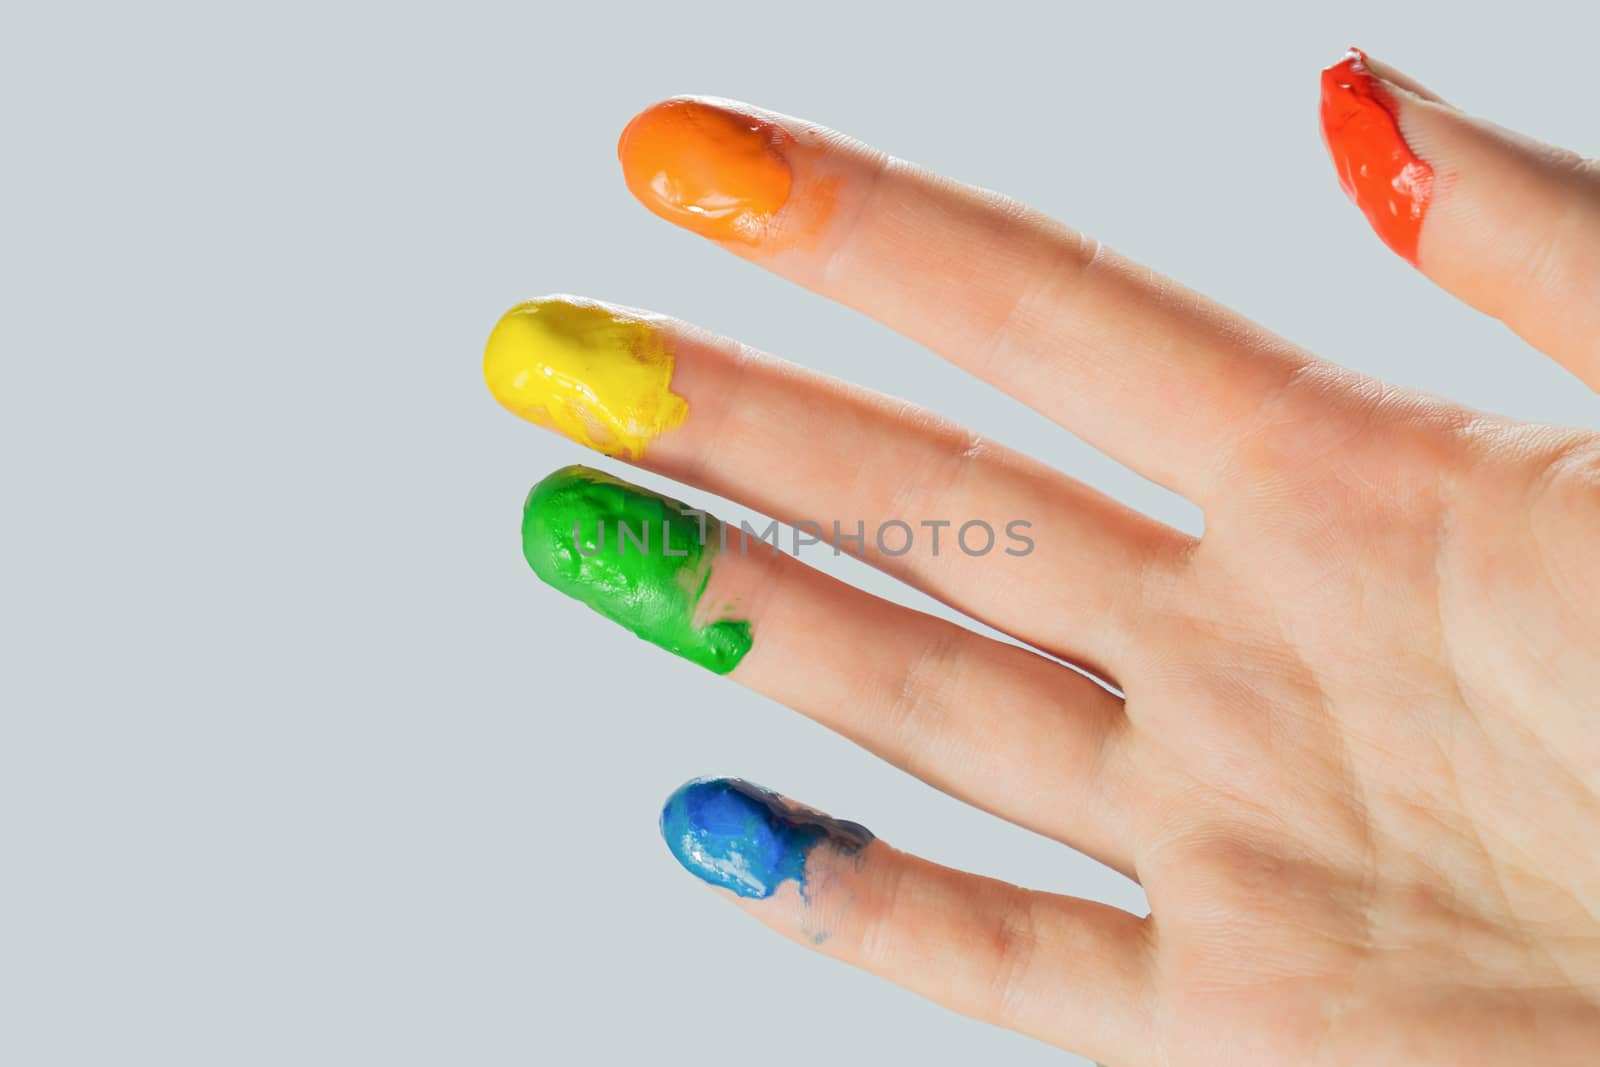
518 469 754 674
1318 47 1435 264
658 776 873 900
482 295 687 457
616 97 795 244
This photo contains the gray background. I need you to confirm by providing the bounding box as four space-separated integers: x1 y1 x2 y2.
3 1 1596 1064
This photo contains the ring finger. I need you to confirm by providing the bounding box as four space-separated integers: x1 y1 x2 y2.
519 464 1142 874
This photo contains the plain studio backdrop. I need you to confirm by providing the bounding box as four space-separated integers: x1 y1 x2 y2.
2 1 1595 1064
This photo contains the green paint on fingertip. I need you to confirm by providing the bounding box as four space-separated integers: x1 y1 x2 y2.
521 465 753 673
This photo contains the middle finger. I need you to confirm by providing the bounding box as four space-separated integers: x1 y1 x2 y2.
485 295 1191 681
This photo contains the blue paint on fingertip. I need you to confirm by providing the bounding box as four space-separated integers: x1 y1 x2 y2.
660 777 873 900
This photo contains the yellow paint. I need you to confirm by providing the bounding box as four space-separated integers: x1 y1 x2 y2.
484 297 688 458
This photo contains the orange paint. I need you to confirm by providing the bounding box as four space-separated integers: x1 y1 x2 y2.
1320 48 1434 264
618 99 794 244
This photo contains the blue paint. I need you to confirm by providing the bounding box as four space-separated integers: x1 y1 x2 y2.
660 778 873 900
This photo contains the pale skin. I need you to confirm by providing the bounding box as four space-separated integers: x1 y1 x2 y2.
534 63 1600 1064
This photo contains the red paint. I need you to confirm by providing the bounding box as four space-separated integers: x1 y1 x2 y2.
1320 48 1434 264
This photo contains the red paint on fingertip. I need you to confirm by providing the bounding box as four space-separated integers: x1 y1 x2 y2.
1320 48 1434 264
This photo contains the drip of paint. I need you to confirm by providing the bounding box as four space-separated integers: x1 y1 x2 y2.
484 297 688 459
617 99 794 244
521 465 752 674
660 778 873 900
1319 47 1434 264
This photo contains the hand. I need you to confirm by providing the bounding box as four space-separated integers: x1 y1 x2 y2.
486 51 1600 1065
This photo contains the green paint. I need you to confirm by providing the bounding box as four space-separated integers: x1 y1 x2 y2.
521 465 753 674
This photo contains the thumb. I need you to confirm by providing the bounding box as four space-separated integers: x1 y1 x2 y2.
1320 47 1600 390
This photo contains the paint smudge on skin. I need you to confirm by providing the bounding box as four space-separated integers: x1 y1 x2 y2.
618 98 794 244
660 777 873 900
1320 47 1435 264
521 465 752 674
485 297 688 459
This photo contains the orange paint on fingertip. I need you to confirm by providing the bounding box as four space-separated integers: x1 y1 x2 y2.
1320 48 1434 264
618 98 794 244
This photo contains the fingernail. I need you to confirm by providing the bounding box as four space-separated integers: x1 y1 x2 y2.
484 296 688 459
660 777 874 900
617 98 794 244
1319 47 1435 264
521 465 753 674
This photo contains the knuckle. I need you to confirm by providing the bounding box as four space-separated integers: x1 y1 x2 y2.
987 892 1044 1029
879 627 964 766
853 857 907 970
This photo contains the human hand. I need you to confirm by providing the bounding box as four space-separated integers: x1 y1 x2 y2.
485 50 1600 1065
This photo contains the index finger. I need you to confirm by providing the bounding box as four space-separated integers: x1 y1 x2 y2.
617 96 1325 503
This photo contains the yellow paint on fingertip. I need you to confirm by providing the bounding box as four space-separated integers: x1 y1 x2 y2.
484 297 688 459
